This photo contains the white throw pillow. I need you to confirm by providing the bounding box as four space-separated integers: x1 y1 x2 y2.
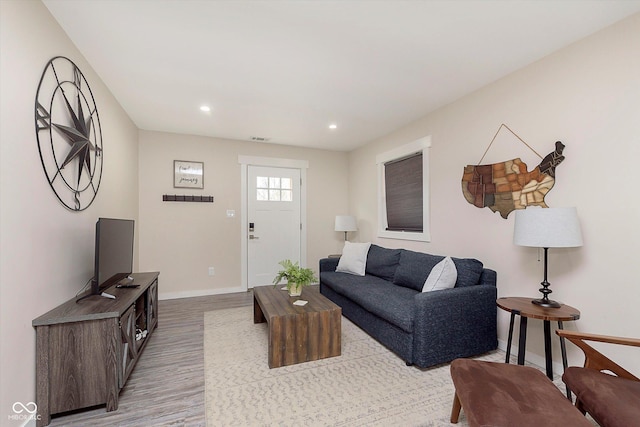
422 256 457 292
336 242 371 276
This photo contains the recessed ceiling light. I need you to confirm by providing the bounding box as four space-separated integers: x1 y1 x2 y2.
200 105 211 112
329 123 337 130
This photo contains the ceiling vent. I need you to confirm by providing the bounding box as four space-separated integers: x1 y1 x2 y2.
250 136 270 142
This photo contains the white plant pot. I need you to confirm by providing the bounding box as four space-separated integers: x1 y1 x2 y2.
288 284 303 297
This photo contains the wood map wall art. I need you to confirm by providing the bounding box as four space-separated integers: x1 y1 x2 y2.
461 124 565 219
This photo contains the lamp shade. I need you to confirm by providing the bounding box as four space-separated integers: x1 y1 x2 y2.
335 215 358 232
514 207 583 248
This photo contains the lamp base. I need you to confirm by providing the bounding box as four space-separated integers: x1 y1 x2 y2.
533 270 561 308
531 298 561 308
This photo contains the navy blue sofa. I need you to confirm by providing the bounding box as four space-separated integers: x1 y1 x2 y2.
319 245 497 368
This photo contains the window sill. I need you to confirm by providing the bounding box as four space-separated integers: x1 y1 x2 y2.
377 229 431 242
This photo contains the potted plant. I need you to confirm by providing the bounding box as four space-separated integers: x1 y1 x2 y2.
272 259 318 297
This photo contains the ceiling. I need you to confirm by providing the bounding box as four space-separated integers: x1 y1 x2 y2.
43 0 640 152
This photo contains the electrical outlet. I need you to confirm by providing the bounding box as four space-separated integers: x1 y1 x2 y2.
208 267 215 276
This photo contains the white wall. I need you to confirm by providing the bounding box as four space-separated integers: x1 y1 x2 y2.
138 130 349 298
349 14 640 374
0 0 139 422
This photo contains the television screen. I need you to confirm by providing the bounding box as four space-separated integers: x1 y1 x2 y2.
92 218 135 294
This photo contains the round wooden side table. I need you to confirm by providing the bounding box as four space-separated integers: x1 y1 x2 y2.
497 296 580 398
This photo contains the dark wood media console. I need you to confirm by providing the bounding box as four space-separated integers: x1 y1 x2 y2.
32 272 159 426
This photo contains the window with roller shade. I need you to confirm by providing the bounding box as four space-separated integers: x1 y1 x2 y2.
384 153 423 232
376 136 431 242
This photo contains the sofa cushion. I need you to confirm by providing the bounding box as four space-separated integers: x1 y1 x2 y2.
393 250 444 291
321 271 417 333
422 256 457 292
451 258 484 288
365 244 401 281
336 242 371 276
393 250 484 290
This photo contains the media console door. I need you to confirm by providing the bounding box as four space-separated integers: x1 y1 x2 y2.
33 272 159 427
120 304 137 387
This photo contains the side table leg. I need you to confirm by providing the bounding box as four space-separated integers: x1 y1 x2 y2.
517 314 527 365
505 312 516 363
543 320 553 380
558 321 573 400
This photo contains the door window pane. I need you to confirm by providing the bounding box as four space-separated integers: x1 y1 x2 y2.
257 176 269 188
256 176 293 202
256 189 268 201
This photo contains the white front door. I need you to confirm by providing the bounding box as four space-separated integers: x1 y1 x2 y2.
247 165 301 288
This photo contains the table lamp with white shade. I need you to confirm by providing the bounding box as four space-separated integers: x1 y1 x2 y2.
335 215 357 242
513 207 583 308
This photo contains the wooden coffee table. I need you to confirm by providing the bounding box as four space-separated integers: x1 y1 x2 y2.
253 285 341 368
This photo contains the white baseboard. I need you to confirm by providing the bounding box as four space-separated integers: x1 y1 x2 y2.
497 338 564 377
159 286 246 300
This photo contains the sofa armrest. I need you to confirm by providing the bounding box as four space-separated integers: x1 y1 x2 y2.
319 257 340 272
479 268 497 287
412 284 497 366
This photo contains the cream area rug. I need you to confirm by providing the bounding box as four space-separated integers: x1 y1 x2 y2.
204 306 510 426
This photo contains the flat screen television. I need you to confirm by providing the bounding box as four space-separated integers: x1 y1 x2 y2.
91 218 135 296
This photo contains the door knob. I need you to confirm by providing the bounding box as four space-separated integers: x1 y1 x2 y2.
249 235 259 240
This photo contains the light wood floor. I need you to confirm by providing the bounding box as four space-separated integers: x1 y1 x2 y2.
48 291 254 427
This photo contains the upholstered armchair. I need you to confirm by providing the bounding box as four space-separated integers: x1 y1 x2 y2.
557 330 640 427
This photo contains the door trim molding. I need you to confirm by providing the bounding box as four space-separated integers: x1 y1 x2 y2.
239 156 309 291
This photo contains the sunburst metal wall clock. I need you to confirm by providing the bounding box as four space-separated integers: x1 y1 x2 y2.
35 56 103 211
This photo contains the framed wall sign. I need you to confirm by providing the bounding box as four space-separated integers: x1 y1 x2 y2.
174 160 204 189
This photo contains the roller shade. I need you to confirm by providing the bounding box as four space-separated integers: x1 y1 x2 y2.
384 152 423 232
